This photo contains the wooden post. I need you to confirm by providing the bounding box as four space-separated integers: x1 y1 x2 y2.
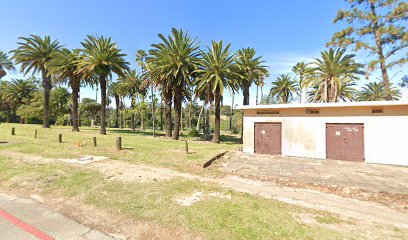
34 129 37 139
58 134 62 143
11 128 15 135
116 137 122 150
93 137 97 147
185 140 189 154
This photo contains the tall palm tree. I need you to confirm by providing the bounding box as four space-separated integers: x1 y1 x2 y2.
148 28 200 140
48 49 87 131
358 82 400 101
77 35 129 134
270 74 298 103
308 79 357 102
0 51 15 79
108 81 121 128
195 41 240 143
236 48 269 105
3 78 38 123
308 48 364 103
117 69 142 130
11 34 62 128
292 62 312 103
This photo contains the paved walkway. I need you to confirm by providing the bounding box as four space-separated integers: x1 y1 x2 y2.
221 151 408 195
0 192 114 240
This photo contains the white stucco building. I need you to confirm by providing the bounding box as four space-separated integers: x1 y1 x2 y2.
238 101 408 166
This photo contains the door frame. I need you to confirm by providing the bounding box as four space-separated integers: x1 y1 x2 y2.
325 123 365 161
254 122 282 155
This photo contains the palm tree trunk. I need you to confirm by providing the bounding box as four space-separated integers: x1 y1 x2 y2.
71 80 80 132
130 94 135 130
212 90 221 143
164 90 172 137
205 104 210 135
151 84 155 137
114 95 119 128
188 101 192 130
196 105 204 131
99 74 107 135
256 85 259 105
42 70 52 128
173 86 182 140
229 93 234 132
260 86 263 104
243 81 250 105
160 99 164 131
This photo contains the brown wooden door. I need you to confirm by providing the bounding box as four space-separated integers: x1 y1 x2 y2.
254 123 282 155
326 123 364 161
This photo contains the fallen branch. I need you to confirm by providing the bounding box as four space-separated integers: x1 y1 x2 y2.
203 151 228 168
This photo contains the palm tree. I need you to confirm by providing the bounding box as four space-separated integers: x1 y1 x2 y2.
77 35 129 134
292 62 312 103
0 51 15 79
5 78 38 122
308 48 364 103
195 41 240 143
117 69 142 130
358 82 400 101
308 79 357 102
148 28 200 140
48 49 87 131
270 74 298 103
108 81 121 128
11 34 62 128
399 75 408 88
236 48 269 105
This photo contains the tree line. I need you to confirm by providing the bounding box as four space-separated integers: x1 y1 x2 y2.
0 0 407 144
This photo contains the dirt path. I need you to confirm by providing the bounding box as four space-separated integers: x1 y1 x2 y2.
3 151 408 230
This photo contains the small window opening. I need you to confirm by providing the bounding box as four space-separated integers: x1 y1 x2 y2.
371 108 383 114
257 110 280 115
306 109 320 114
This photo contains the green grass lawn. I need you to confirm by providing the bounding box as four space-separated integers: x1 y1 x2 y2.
0 123 239 174
0 123 362 239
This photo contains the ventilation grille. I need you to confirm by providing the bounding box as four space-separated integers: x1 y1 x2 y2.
306 109 320 114
371 108 383 114
257 110 280 115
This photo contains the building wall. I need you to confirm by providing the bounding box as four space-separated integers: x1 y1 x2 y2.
242 106 408 166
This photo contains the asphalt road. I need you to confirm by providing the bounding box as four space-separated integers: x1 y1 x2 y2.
0 192 114 240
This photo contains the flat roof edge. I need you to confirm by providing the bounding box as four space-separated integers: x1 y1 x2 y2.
236 101 408 110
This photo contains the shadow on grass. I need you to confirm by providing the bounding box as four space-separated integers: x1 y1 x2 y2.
108 129 166 137
192 134 241 144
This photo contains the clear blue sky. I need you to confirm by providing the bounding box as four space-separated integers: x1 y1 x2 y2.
1 0 406 105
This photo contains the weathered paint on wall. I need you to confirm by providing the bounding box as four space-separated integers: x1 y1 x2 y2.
242 105 408 166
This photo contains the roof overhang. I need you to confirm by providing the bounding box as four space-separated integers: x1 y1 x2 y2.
236 101 408 110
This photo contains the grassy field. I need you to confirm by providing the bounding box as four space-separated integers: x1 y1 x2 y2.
0 123 363 239
0 123 239 174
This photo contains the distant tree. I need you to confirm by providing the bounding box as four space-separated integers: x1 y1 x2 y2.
48 49 88 131
148 28 200 140
80 98 101 127
108 81 122 128
77 35 129 134
308 48 364 102
195 41 240 143
236 47 268 105
270 74 298 104
399 75 408 88
11 35 62 128
3 78 38 122
0 51 15 79
50 87 71 125
292 62 312 103
329 0 408 100
358 82 400 101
